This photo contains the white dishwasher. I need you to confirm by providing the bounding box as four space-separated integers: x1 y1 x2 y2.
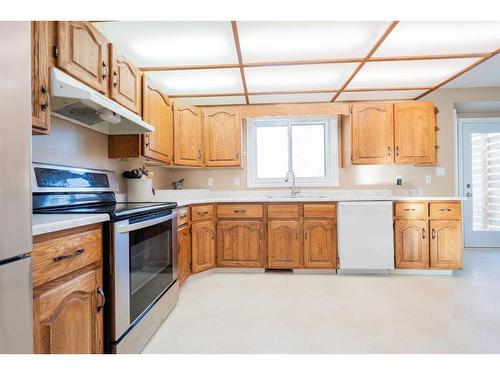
338 201 394 272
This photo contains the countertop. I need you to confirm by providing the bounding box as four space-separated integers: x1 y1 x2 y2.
31 189 465 236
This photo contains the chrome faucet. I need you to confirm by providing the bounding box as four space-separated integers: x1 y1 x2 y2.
285 169 300 197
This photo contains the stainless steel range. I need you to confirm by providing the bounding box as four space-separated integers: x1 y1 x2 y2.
32 163 178 353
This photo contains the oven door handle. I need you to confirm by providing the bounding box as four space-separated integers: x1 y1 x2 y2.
116 212 176 233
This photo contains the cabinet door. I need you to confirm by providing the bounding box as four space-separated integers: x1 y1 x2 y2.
178 225 191 284
394 219 429 269
430 220 462 269
203 108 241 167
110 45 142 114
304 220 337 268
57 21 110 95
217 221 262 267
394 102 436 165
142 77 174 164
33 268 104 354
174 104 203 166
191 221 216 273
267 221 301 269
32 21 52 134
351 103 394 164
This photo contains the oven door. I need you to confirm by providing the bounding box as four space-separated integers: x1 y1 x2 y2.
111 210 177 341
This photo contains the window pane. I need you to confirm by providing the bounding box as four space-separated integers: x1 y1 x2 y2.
256 125 289 179
291 123 325 178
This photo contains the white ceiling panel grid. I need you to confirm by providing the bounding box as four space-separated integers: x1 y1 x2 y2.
348 58 481 89
175 96 247 106
237 21 391 62
374 21 500 57
145 69 244 96
249 93 335 104
337 90 427 101
245 64 358 92
94 21 238 67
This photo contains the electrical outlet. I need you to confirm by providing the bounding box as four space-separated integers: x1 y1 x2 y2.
436 167 445 176
234 177 240 186
396 175 403 186
207 177 214 186
426 175 432 184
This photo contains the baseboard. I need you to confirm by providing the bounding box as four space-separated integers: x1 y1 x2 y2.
390 269 454 276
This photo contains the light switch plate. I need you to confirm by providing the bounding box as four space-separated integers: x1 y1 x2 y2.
207 177 214 186
426 175 432 184
436 167 445 176
234 177 240 186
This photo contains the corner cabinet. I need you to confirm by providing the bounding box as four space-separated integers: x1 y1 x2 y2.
174 104 204 167
203 108 242 167
109 45 142 114
56 21 110 95
178 224 192 284
394 102 437 165
351 103 394 164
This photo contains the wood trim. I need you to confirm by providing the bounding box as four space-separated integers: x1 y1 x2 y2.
138 53 489 72
331 21 399 102
415 48 500 100
231 21 249 105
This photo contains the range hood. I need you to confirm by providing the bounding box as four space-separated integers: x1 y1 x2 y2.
50 68 154 135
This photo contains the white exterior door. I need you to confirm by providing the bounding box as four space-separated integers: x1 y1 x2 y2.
460 119 500 248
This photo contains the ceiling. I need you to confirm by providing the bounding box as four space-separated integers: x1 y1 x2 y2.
94 21 500 106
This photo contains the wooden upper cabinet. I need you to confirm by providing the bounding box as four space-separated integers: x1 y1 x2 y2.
430 220 462 269
177 225 191 285
174 104 203 166
32 21 53 134
217 221 263 267
56 21 110 95
203 108 242 167
303 220 337 268
191 221 216 273
109 45 142 114
142 77 174 164
351 103 394 164
267 221 301 269
394 102 436 165
33 268 104 354
395 219 429 269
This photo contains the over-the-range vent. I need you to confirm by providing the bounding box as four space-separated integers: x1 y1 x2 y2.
53 101 102 126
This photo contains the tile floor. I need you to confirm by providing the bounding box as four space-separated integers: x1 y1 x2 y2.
142 249 500 354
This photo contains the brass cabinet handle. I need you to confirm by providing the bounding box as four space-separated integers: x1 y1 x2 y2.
396 146 400 156
234 209 246 213
211 229 215 240
304 229 308 240
40 85 50 112
422 228 426 239
145 134 150 147
102 61 108 79
53 248 84 263
439 208 452 212
432 228 436 239
112 71 119 88
198 211 209 215
97 287 106 313
404 208 416 211
387 146 392 157
198 150 202 160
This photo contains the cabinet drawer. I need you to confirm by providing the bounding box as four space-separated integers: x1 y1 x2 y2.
395 202 427 219
217 204 264 218
32 224 102 288
303 204 336 218
430 202 461 219
268 204 300 219
177 207 190 226
191 205 215 221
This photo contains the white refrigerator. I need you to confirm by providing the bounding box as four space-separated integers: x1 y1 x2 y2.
0 21 33 354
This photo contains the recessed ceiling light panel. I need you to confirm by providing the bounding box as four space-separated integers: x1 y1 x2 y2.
250 93 334 104
175 96 247 106
337 90 427 101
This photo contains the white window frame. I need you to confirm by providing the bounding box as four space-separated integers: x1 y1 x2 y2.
246 116 339 188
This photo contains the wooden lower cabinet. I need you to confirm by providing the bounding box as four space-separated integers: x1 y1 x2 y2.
191 220 216 273
430 220 462 269
395 219 429 269
178 225 191 284
303 220 337 268
33 266 104 354
267 221 301 269
217 221 263 267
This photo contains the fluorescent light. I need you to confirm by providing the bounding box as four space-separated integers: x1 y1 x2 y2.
238 21 390 62
145 69 243 95
348 58 480 88
250 93 334 104
176 96 247 106
337 90 427 101
245 64 357 92
375 21 500 57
